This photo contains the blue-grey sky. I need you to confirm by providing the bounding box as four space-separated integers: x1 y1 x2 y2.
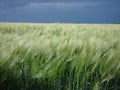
0 0 120 23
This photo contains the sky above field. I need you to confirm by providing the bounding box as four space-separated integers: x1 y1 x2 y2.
0 0 120 23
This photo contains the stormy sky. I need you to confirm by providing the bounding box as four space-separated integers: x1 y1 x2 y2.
0 0 120 23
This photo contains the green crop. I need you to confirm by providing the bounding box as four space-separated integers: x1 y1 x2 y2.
0 23 120 90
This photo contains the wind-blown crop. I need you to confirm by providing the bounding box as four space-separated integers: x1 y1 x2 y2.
0 23 120 90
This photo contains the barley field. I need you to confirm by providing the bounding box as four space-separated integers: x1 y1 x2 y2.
0 23 120 90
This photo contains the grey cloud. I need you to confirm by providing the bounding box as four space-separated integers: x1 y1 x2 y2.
1 0 119 9
23 2 98 10
0 0 120 23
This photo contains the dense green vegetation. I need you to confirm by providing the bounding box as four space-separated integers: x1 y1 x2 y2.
0 23 120 90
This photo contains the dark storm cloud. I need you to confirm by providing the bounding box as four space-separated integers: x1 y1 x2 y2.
0 0 120 23
1 0 120 9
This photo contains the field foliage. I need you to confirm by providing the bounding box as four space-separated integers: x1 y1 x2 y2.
0 23 120 90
